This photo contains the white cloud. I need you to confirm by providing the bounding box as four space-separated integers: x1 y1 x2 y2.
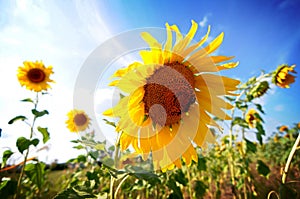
199 16 208 27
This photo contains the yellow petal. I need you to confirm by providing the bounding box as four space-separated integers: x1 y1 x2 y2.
173 20 198 54
211 56 235 64
141 32 162 49
203 32 224 54
181 25 211 58
217 61 239 71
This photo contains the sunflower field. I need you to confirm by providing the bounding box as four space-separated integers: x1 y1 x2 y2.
0 19 299 199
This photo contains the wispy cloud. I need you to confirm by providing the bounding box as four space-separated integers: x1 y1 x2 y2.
199 16 208 27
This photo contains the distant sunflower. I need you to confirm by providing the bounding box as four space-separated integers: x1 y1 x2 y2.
272 64 296 88
104 20 240 171
245 109 260 128
66 109 91 132
279 125 288 132
17 61 54 92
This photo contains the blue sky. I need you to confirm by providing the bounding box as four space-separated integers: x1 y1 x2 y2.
0 0 299 163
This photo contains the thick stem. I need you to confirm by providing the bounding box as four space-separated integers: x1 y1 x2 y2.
282 132 300 184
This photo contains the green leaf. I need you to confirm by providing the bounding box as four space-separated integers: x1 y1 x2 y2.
32 109 49 118
73 145 85 150
8 115 27 124
102 119 116 127
16 137 31 154
31 138 39 146
1 150 14 168
256 122 265 135
20 98 34 103
0 180 17 198
94 143 106 151
102 157 114 167
25 162 46 190
54 187 97 199
197 155 207 171
232 117 248 128
174 169 188 186
256 160 270 177
167 179 183 199
37 127 50 143
254 113 264 123
255 104 265 114
225 96 235 101
88 151 99 160
108 145 115 151
256 132 263 145
194 180 207 198
245 139 257 154
16 137 39 154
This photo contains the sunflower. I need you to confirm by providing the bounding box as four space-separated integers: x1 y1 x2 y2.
66 109 91 132
17 61 54 92
103 20 240 171
272 64 296 88
245 109 260 128
249 81 269 98
279 125 288 132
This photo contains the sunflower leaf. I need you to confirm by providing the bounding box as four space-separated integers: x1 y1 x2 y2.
231 117 248 128
256 160 270 177
8 116 27 124
37 127 50 144
255 104 265 114
20 98 34 103
1 150 14 169
32 109 49 118
167 179 183 199
245 139 257 154
102 119 116 127
16 137 31 154
194 180 208 198
16 137 39 154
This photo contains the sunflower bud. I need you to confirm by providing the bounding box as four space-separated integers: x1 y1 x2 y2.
249 81 269 98
272 64 297 88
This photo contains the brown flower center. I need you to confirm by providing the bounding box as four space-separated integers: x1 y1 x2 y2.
74 114 88 126
27 68 46 83
142 62 196 126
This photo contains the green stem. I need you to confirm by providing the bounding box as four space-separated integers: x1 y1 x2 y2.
282 132 300 184
15 93 39 199
109 132 122 199
186 166 193 198
114 174 129 198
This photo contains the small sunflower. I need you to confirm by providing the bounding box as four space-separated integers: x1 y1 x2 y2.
17 61 54 92
272 64 296 88
104 21 240 171
66 109 91 132
245 109 260 128
279 125 288 132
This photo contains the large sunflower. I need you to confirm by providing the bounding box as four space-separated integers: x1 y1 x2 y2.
66 109 91 133
104 20 240 171
17 61 54 92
